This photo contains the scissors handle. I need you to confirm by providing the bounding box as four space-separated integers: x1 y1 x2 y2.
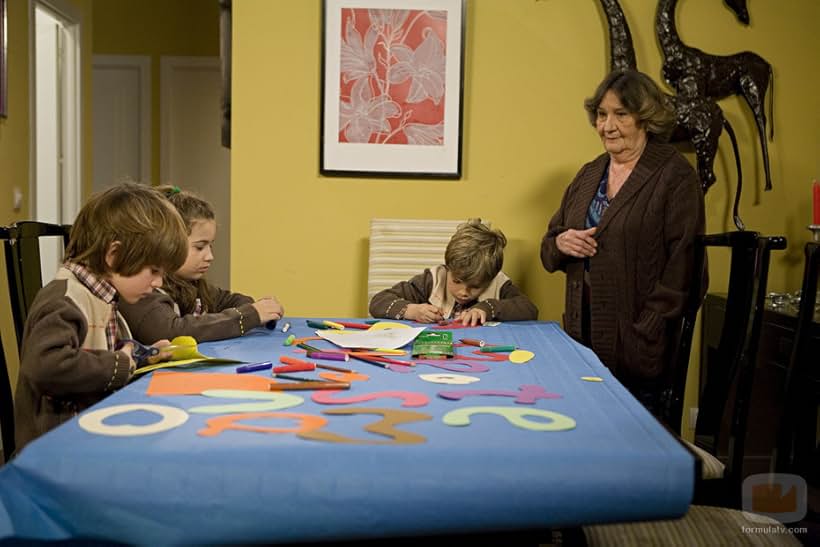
116 339 159 364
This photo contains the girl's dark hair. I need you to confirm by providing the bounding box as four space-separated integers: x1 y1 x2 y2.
155 185 218 314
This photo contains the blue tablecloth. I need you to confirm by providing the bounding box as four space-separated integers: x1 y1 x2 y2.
0 320 693 545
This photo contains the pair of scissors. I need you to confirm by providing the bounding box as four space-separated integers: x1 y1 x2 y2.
115 339 160 364
115 339 194 364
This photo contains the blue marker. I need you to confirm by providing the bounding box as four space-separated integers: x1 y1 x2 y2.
235 361 273 374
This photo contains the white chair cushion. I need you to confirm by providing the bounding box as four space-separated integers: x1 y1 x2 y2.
684 439 726 480
584 504 801 546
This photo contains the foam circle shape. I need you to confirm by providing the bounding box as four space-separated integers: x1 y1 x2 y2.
79 404 188 436
509 350 535 364
419 373 480 385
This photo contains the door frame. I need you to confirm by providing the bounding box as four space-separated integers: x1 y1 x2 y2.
28 0 82 221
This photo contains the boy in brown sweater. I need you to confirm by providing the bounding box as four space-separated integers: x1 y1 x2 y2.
14 183 188 453
369 219 538 326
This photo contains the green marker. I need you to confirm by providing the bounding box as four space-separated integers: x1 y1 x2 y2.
479 344 516 353
306 320 328 329
297 342 322 353
283 334 296 346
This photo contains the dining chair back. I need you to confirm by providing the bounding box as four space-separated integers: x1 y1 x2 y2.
2 221 72 349
775 241 819 482
659 237 707 435
0 226 14 463
694 231 786 507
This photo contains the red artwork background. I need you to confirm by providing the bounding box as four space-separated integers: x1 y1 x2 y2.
337 9 448 145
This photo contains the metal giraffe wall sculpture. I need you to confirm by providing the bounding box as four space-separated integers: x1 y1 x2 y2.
598 0 745 229
657 0 774 194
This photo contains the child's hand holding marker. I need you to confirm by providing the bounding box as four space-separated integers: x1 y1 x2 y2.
253 296 284 324
403 303 444 323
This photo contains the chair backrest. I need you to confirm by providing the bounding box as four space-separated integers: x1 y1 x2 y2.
660 237 708 435
2 221 72 349
367 218 466 307
694 231 787 505
0 226 14 463
775 241 819 482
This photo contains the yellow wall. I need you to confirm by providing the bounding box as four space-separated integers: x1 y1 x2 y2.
233 0 819 312
0 0 32 223
0 0 93 395
92 0 219 184
232 0 819 437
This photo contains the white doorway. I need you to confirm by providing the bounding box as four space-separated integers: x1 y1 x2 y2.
31 0 81 282
160 56 231 289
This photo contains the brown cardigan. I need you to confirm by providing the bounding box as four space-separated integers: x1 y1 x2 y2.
15 270 135 452
541 140 705 381
118 285 260 345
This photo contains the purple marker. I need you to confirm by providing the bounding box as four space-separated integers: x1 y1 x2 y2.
306 351 349 362
235 361 273 374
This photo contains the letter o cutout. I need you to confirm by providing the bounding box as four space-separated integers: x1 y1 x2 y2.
78 404 189 436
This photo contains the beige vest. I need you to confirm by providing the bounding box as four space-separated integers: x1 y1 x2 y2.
55 267 133 350
428 264 509 319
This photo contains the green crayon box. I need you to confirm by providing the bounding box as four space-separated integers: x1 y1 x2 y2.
412 331 454 359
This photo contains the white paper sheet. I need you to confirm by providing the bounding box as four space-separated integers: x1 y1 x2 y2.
316 326 427 350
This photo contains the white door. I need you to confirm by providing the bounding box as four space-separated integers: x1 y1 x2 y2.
161 56 231 289
32 1 81 282
92 55 151 192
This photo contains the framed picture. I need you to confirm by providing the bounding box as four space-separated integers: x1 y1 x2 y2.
1 0 7 118
321 0 465 178
219 0 231 148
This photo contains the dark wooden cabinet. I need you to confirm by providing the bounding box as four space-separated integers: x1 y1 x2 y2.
700 293 820 479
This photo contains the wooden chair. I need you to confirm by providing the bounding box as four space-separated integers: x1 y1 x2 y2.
0 227 14 463
658 236 707 435
2 221 72 349
775 241 819 480
774 240 820 542
0 221 71 462
584 231 797 546
692 232 787 507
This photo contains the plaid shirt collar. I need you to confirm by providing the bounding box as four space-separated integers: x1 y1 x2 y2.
63 261 119 350
64 262 118 303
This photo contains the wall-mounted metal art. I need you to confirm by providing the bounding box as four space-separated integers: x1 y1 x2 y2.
595 0 773 231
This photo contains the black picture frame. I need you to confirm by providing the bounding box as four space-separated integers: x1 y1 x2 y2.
320 0 465 178
219 0 231 148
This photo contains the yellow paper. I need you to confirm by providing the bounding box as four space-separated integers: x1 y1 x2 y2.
509 350 535 364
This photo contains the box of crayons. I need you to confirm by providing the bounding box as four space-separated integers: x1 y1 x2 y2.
412 331 454 359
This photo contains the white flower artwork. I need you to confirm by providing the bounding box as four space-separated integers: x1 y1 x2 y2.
337 8 448 146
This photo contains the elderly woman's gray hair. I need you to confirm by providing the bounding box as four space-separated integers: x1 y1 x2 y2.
583 69 676 139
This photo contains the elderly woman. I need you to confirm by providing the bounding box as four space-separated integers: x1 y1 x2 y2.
541 69 706 418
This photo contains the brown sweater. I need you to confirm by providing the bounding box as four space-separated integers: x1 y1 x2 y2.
541 140 705 381
118 285 260 344
15 270 135 452
369 265 538 321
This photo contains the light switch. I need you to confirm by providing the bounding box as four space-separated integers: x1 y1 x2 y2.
12 187 23 211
